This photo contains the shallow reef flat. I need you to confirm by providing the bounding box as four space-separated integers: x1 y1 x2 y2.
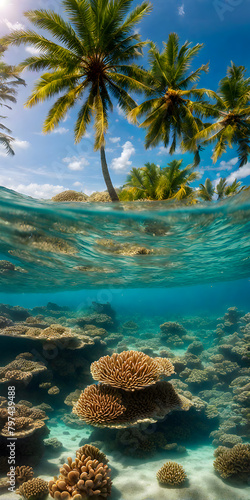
0 187 250 291
0 300 249 500
3 428 250 500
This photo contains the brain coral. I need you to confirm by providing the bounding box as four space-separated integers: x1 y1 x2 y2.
156 461 186 485
73 381 191 428
90 351 175 391
213 443 250 481
17 478 49 499
49 445 111 499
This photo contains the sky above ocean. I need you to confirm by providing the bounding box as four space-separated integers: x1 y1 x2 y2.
0 0 250 199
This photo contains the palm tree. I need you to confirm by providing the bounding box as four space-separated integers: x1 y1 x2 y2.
215 177 245 198
198 178 215 201
120 159 199 201
195 63 250 167
0 47 25 155
215 177 227 199
129 32 216 164
1 0 152 201
120 162 161 200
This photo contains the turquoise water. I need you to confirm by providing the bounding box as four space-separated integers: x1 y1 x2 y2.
0 187 250 500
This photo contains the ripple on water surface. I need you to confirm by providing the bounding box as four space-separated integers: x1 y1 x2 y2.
0 187 249 292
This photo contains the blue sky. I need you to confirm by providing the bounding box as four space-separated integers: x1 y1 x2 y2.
0 0 250 199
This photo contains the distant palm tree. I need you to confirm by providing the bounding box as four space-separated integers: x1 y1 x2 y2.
129 32 216 164
198 178 215 201
215 177 227 199
0 47 25 155
224 179 245 196
1 0 152 201
215 177 245 198
120 159 199 201
195 63 250 167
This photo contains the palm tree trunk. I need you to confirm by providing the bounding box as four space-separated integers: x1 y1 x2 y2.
100 146 119 202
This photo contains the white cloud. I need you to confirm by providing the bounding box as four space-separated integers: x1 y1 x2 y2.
51 127 69 135
73 181 82 187
198 157 239 172
4 183 67 200
1 19 25 31
157 146 182 155
178 4 185 16
110 137 121 144
219 157 238 171
226 163 250 184
63 155 89 171
25 46 42 56
111 141 135 171
14 139 30 149
105 148 115 153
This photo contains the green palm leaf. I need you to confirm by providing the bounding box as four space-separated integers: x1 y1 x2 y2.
0 0 152 201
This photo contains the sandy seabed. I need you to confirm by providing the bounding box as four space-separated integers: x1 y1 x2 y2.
3 420 250 500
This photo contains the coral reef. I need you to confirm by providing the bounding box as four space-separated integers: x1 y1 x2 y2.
96 239 152 256
17 477 49 499
0 354 47 386
76 314 113 330
156 461 186 486
52 190 88 202
49 444 111 499
72 384 126 427
213 443 250 481
73 381 191 428
44 437 63 451
0 401 49 472
90 351 175 391
160 322 187 336
14 465 34 484
88 191 112 202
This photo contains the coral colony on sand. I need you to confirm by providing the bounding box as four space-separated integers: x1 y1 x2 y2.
72 351 191 428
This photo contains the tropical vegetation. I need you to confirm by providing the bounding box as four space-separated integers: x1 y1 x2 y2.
0 47 25 155
129 32 217 164
0 0 249 201
0 0 152 201
194 63 250 168
119 159 199 202
119 162 245 202
198 176 245 201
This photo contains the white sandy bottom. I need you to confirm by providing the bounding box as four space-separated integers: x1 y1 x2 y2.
2 421 250 500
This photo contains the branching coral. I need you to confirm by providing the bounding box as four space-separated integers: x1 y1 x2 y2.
49 445 111 499
17 478 49 499
90 351 175 391
73 381 191 428
213 443 250 481
14 465 34 484
156 461 186 486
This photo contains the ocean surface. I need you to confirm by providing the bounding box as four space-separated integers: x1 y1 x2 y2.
0 187 249 500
